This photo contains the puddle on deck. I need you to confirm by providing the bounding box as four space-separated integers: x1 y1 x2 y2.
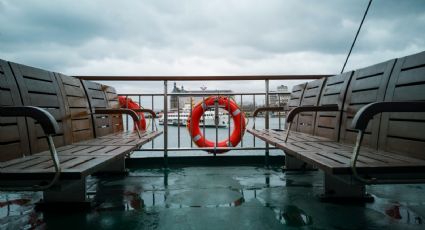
1 166 425 229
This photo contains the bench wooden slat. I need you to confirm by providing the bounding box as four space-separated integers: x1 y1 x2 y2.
340 59 396 148
296 79 325 134
37 145 134 157
10 63 72 153
0 155 118 179
290 150 425 175
379 51 425 160
0 60 31 161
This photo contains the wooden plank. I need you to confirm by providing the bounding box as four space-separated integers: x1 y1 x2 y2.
0 60 30 161
0 154 119 179
379 51 425 159
340 59 396 147
41 145 133 157
11 63 70 154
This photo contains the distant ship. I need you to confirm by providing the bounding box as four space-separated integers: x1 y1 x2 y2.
158 104 228 128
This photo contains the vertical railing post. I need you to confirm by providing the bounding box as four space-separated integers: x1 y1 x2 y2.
253 94 256 147
214 94 218 157
125 95 129 130
240 94 243 147
177 94 181 148
265 80 270 167
278 93 282 130
151 95 155 148
163 81 168 169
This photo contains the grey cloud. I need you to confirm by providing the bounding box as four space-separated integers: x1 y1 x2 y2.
0 0 424 95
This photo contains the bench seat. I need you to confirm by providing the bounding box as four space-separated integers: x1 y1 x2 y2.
248 128 332 144
37 144 135 157
0 59 162 208
74 130 163 147
0 154 125 180
248 51 425 201
281 142 425 175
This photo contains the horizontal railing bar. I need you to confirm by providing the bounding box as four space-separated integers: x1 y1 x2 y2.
118 93 167 96
74 75 330 81
118 92 291 96
136 147 279 151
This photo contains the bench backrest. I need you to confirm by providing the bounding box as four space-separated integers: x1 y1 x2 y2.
313 71 353 140
10 62 70 154
0 60 30 161
81 80 118 137
102 84 124 133
287 82 307 131
379 51 425 159
56 73 96 143
340 59 396 148
286 82 307 131
295 79 326 134
1 60 125 160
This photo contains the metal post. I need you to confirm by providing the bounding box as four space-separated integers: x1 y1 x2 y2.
278 93 282 130
214 94 218 156
190 97 193 147
163 81 168 169
253 94 256 147
151 96 154 131
240 94 243 147
228 95 231 148
203 96 206 148
177 94 180 148
125 95 129 130
265 80 270 167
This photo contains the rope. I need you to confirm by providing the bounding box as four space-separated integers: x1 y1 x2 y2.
340 0 373 74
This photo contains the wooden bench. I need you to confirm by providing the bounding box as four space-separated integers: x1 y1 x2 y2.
248 51 425 202
0 60 162 209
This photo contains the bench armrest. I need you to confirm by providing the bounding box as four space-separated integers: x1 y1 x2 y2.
252 106 287 117
350 101 425 184
0 106 61 191
286 104 339 123
0 106 60 135
132 108 157 118
351 101 425 131
95 108 142 138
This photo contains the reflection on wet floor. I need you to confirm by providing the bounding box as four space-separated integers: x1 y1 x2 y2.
1 166 425 229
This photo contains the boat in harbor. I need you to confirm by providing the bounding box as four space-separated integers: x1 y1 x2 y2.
158 110 229 128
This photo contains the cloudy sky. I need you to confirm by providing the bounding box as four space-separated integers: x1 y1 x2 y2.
0 0 424 95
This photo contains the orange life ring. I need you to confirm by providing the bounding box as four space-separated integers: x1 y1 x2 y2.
187 96 246 153
118 96 146 131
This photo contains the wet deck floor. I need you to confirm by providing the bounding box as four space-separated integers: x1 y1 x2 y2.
1 166 425 229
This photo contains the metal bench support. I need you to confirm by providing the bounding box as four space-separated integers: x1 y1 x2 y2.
283 153 315 171
95 155 128 176
320 174 374 203
37 178 91 211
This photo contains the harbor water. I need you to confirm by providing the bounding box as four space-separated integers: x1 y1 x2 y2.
129 117 285 157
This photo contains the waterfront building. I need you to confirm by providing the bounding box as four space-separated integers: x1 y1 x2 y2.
170 82 233 111
269 85 291 107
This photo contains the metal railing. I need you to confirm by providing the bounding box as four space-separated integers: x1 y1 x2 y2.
75 75 329 167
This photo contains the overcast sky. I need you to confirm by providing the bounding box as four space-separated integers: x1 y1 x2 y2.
0 0 424 95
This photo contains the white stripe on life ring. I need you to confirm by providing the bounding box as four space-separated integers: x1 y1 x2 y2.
193 134 202 142
202 102 207 111
226 141 233 147
232 109 241 116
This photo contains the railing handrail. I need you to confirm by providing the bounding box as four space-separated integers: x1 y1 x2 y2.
118 92 292 96
74 74 331 81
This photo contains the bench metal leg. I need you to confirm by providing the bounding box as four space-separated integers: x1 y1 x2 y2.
36 177 92 211
95 155 129 176
283 154 315 171
320 174 374 203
